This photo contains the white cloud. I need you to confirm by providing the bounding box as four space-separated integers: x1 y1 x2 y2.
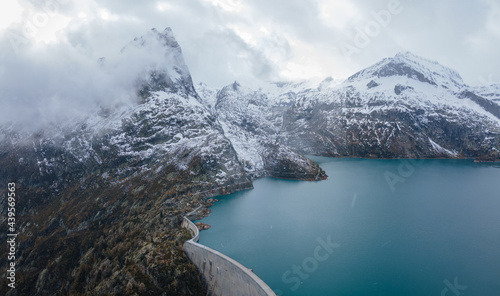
203 0 245 12
0 1 23 30
1 0 500 130
484 0 500 36
318 0 362 29
0 24 178 130
99 9 117 21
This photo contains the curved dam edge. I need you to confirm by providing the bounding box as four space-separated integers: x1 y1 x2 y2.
182 217 276 296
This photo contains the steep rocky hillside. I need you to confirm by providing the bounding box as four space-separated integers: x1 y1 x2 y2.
210 81 325 179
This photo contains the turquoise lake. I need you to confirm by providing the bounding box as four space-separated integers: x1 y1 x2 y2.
198 158 500 295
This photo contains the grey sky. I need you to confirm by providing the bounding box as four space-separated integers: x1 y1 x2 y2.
0 0 499 127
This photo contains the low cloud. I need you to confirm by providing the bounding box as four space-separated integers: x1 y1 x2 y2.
0 24 172 131
0 0 499 131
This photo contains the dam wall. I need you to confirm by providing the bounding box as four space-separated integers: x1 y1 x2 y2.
182 217 275 296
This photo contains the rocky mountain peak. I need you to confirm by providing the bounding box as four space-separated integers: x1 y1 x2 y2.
393 51 430 62
232 80 241 90
216 81 265 111
348 51 465 91
122 27 197 97
217 81 252 98
127 27 181 51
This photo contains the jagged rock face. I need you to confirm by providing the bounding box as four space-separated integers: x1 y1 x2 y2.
459 90 500 119
122 28 198 97
263 145 326 180
209 81 326 179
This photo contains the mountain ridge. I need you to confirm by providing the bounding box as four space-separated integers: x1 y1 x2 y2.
347 51 465 91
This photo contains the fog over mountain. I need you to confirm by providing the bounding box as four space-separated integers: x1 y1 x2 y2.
1 0 499 131
0 29 183 130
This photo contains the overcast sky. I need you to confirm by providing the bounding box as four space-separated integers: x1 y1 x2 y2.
1 0 499 127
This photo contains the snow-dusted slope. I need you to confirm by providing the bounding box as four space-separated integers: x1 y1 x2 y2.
214 81 275 176
207 81 325 179
347 51 465 91
195 82 219 112
471 84 500 105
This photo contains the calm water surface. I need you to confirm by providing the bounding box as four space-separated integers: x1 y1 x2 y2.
198 158 500 296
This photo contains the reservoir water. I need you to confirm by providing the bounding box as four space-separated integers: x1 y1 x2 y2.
198 158 500 295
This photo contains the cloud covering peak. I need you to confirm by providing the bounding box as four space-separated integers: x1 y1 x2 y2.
0 26 193 131
0 0 499 130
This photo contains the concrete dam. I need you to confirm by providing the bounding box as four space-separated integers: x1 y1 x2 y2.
182 217 276 296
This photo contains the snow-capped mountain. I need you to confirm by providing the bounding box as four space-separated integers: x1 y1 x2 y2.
121 27 197 97
347 51 465 91
194 52 500 162
194 51 500 162
275 52 500 160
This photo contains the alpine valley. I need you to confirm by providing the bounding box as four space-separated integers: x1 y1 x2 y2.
1 28 499 295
